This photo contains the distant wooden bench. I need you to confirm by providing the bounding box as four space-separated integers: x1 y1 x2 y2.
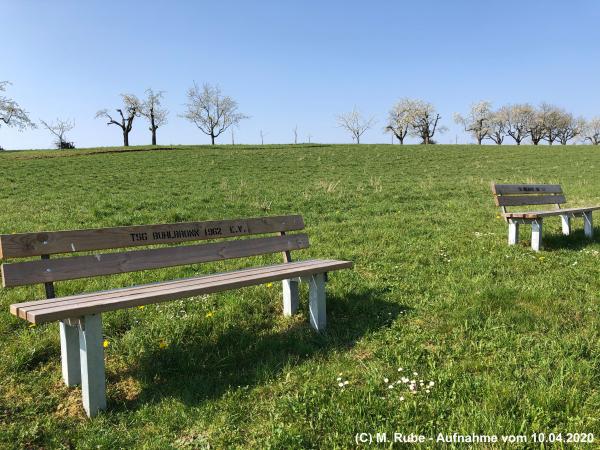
491 183 600 251
1 215 352 417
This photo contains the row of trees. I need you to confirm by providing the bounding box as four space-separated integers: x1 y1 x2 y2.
1 81 248 148
338 99 600 145
453 101 600 146
3 79 600 148
96 83 249 147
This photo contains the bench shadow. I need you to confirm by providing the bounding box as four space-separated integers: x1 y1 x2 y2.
541 227 597 251
109 287 408 412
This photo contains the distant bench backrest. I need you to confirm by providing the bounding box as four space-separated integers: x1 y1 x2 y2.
491 184 565 221
0 215 307 292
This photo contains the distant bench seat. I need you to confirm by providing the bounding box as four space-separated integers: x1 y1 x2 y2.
491 183 599 251
1 215 353 417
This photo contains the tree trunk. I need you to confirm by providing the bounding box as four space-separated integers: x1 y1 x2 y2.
356 135 360 144
477 136 483 145
151 128 157 146
123 131 129 147
211 133 215 145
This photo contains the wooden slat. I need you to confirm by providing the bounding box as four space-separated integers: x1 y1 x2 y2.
503 206 600 219
492 184 563 195
1 234 310 287
495 194 566 207
0 215 305 259
11 259 354 324
10 259 326 316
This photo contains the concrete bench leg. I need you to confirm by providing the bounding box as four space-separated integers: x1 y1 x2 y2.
560 215 571 236
308 273 326 332
584 212 593 238
282 279 299 316
59 321 81 387
78 314 106 418
531 220 543 252
508 221 519 245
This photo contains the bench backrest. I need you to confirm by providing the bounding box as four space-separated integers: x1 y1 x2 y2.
0 215 307 293
491 184 565 218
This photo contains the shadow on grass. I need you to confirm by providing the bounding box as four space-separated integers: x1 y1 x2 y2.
109 287 407 412
541 227 597 251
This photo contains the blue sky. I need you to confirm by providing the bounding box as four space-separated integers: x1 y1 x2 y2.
2 0 600 149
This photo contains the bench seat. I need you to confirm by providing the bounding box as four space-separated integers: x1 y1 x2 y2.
11 259 352 324
503 206 600 220
2 215 353 417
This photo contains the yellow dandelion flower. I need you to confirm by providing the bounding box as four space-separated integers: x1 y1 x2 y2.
103 340 109 348
205 311 214 318
266 282 274 288
159 340 168 349
138 305 145 310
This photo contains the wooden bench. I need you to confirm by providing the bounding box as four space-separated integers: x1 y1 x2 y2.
1 215 352 417
491 183 600 251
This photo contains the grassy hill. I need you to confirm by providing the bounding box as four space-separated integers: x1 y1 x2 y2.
1 144 599 448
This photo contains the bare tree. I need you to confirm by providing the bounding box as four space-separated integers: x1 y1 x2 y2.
407 99 446 145
140 89 167 146
40 118 75 149
454 101 492 145
336 107 375 144
307 133 312 143
505 104 534 145
293 125 298 144
181 82 248 145
260 129 268 145
95 94 141 147
486 108 509 145
0 81 35 143
385 98 413 145
583 118 600 145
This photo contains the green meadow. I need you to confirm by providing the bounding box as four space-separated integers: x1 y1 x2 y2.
0 144 599 448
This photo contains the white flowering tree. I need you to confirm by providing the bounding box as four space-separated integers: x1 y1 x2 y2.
1 81 35 148
408 99 446 145
555 112 584 145
486 108 509 145
385 98 415 145
454 101 493 145
336 107 376 144
140 89 168 146
95 94 142 147
583 118 600 145
505 103 534 145
40 118 75 149
182 83 248 145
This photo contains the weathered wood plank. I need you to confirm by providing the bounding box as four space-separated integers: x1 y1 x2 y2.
492 184 563 195
0 215 305 259
2 234 310 287
12 259 353 323
503 206 600 219
12 260 326 317
495 194 566 207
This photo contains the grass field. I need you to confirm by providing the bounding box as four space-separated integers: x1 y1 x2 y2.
1 144 599 448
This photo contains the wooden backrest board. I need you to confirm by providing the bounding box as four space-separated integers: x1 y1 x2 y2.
1 215 307 288
491 184 566 208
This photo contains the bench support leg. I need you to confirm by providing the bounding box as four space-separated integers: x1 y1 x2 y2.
282 279 299 316
560 215 571 236
59 321 81 387
531 220 543 252
508 221 519 245
584 212 593 238
78 314 106 418
308 273 326 332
